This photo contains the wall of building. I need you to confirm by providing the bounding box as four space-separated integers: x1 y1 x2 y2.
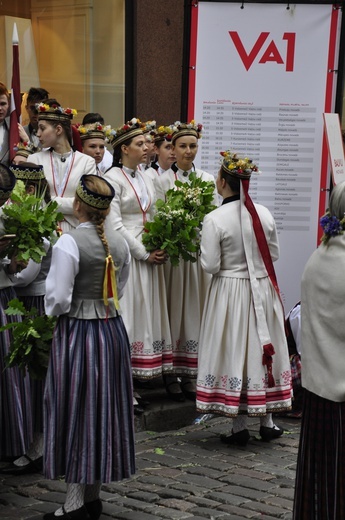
131 0 186 125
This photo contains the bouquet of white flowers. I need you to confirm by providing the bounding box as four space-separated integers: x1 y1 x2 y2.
143 173 216 266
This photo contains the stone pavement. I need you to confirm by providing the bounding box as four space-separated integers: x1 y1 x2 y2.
0 382 301 520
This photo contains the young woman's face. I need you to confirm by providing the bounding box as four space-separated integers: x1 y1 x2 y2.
0 94 9 124
173 135 198 169
82 138 105 164
155 141 175 171
122 134 148 166
36 120 59 148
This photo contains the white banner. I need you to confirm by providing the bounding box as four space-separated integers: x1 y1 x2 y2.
189 2 341 311
323 112 345 185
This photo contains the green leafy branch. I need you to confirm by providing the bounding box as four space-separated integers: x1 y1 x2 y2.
0 180 63 263
0 298 56 380
142 173 216 266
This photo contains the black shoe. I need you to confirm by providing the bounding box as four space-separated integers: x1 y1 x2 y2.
220 429 250 447
180 380 196 401
259 425 284 442
0 455 43 475
85 499 102 520
164 378 185 402
43 505 90 519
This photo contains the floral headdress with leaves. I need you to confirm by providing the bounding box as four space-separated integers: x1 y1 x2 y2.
76 122 115 143
220 150 259 179
109 117 143 149
171 120 203 144
36 102 77 121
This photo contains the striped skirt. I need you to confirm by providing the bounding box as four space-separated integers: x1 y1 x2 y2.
19 294 46 433
0 287 32 458
44 314 135 484
293 389 345 519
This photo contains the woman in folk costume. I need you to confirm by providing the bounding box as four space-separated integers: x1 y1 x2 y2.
1 163 52 475
0 164 32 461
196 151 292 446
150 125 176 176
156 121 218 401
29 99 97 232
104 119 172 388
43 175 134 520
293 182 345 519
77 122 114 176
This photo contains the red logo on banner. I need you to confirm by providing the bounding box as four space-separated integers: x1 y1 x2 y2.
229 32 296 72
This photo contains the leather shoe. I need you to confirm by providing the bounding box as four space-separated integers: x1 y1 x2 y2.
259 425 284 442
220 429 250 447
164 377 185 402
85 499 102 520
0 455 43 475
180 380 196 401
43 505 90 519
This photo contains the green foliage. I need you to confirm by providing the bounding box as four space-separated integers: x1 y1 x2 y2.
0 298 56 380
142 173 216 266
0 180 63 263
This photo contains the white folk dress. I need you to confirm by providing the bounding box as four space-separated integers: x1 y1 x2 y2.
196 197 292 416
156 165 218 377
30 149 96 232
104 166 172 379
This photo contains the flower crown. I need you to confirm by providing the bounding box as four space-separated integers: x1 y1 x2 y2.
155 125 175 142
320 210 345 244
36 102 77 119
220 150 259 179
109 117 144 149
76 122 115 142
171 120 203 143
140 120 156 134
14 141 39 158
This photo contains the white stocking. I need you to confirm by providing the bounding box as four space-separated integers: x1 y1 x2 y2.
260 413 274 428
54 483 85 516
232 415 248 433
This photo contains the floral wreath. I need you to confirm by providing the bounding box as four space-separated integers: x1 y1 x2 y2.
220 150 259 177
76 122 115 142
14 141 39 156
36 102 77 118
113 117 141 138
172 120 203 139
155 125 175 142
140 120 156 135
320 210 345 244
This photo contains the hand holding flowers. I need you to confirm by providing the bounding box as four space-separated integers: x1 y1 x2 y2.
143 173 216 266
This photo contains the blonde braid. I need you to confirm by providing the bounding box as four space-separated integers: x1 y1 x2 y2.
89 212 111 258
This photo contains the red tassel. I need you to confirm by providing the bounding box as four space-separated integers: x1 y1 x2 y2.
262 343 276 388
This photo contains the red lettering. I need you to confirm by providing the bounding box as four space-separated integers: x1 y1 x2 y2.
229 31 296 72
283 32 296 72
229 31 269 71
259 40 284 65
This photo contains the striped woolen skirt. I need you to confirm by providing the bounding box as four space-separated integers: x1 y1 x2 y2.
0 287 33 458
19 294 46 434
44 314 135 484
293 389 345 519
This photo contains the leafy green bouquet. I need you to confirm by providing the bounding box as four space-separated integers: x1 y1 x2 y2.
1 299 56 380
143 172 216 266
0 180 63 262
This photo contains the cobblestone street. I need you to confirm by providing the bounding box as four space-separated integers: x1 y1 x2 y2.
0 411 300 520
